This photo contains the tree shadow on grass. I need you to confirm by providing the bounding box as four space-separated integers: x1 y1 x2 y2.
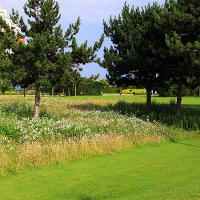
68 101 200 131
175 141 200 147
70 103 107 112
169 137 200 147
182 104 200 111
77 193 103 200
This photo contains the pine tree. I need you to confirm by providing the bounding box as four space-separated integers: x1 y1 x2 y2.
10 0 104 117
163 0 200 115
0 16 16 79
101 3 165 112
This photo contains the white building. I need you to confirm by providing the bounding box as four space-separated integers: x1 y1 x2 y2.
0 4 19 34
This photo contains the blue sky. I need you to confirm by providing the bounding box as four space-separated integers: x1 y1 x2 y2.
1 0 165 79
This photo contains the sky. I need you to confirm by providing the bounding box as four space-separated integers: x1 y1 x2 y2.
0 0 165 79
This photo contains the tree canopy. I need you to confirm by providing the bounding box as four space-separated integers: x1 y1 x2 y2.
8 0 104 117
162 0 200 114
102 3 165 112
0 16 16 78
101 0 200 114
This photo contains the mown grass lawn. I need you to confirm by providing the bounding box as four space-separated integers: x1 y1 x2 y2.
1 138 200 200
62 95 200 110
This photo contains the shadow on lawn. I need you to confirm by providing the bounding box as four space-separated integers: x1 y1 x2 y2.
175 141 200 147
169 137 200 147
182 104 200 111
69 101 200 131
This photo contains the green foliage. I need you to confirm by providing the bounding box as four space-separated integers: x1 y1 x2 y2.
159 81 200 97
193 86 200 96
0 114 21 139
0 16 16 80
101 0 200 114
161 0 200 113
101 2 167 111
102 86 119 94
1 103 33 118
8 0 104 117
0 79 12 93
77 76 105 96
55 75 109 96
0 122 21 139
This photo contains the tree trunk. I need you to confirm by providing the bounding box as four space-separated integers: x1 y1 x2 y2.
17 84 19 95
74 84 76 96
68 87 70 96
52 87 54 96
176 82 182 116
34 87 40 118
146 88 152 113
24 88 26 98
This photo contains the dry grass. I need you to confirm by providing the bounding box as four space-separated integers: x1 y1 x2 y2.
0 133 164 177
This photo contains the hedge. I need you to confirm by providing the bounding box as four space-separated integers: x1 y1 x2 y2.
121 89 146 95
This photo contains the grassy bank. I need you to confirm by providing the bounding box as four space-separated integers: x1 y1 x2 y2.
0 138 200 200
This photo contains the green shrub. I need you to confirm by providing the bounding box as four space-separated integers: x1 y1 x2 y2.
102 86 120 93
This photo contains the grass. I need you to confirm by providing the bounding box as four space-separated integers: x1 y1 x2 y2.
62 95 200 110
0 95 199 199
0 95 199 176
0 138 200 200
59 95 200 130
0 96 172 177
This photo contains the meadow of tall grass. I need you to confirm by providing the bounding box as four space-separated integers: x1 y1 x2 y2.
0 96 198 177
111 100 200 130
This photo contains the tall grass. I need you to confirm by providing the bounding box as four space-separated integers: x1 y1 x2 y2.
0 133 165 177
0 96 198 176
111 101 200 130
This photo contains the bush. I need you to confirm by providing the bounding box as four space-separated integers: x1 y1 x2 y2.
102 86 120 93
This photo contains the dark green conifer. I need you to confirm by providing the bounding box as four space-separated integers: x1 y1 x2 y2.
10 0 104 117
102 3 164 112
163 0 200 115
